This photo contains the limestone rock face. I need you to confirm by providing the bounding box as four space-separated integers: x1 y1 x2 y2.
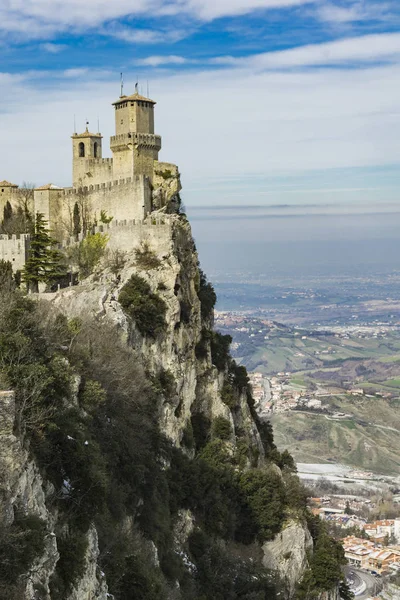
66 525 108 600
262 519 313 599
0 391 108 599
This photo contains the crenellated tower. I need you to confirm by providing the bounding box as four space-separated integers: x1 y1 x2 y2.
71 127 103 188
110 91 162 182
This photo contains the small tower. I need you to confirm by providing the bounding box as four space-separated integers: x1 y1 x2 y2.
71 126 103 188
0 180 18 216
110 90 162 182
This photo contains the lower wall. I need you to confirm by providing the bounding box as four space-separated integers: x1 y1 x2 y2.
0 234 30 272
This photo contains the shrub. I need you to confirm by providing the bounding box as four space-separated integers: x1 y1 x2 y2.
191 413 211 451
197 270 216 320
106 248 127 276
157 369 176 400
0 513 46 587
51 529 88 594
212 416 232 440
221 383 238 409
69 232 108 278
195 329 211 360
210 332 232 371
118 274 167 338
182 421 195 449
134 241 161 270
0 260 14 291
238 469 286 541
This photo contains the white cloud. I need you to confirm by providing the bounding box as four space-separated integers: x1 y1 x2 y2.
212 32 400 69
316 1 394 24
1 45 400 203
0 0 314 41
136 55 190 66
40 42 67 53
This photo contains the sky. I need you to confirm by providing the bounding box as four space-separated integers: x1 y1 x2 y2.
1 0 400 206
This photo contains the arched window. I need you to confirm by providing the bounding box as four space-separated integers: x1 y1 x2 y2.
79 142 85 157
93 142 98 158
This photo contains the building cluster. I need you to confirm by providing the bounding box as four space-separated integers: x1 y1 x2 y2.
249 371 323 414
0 88 181 270
343 536 400 575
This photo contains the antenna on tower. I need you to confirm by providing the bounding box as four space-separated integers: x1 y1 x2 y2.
147 81 149 97
74 114 76 134
120 72 124 97
97 116 100 134
135 80 139 93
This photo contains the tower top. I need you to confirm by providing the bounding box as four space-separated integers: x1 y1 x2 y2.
113 92 156 106
71 127 103 139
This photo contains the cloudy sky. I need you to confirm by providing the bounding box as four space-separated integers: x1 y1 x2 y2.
2 0 400 206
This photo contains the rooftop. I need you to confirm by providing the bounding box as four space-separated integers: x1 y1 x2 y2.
0 180 18 188
113 92 156 106
35 183 63 191
72 128 102 139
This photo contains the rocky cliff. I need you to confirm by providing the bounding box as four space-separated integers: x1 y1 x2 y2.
0 206 345 599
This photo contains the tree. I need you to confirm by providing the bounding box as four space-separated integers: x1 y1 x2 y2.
67 232 108 278
73 202 81 239
0 260 14 292
3 201 12 224
22 213 66 292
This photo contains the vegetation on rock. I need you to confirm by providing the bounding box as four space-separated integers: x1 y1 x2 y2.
119 273 167 337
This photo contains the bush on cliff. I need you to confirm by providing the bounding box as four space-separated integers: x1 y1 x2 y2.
197 269 216 319
119 274 167 337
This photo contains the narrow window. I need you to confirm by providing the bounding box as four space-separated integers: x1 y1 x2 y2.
94 142 98 158
79 142 85 157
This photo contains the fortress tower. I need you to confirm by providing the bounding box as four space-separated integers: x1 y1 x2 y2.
71 127 104 188
110 90 162 182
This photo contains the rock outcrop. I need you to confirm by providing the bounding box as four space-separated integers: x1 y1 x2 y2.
263 519 313 598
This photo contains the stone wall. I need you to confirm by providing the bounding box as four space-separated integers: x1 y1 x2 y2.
64 175 152 224
0 233 30 272
94 216 173 253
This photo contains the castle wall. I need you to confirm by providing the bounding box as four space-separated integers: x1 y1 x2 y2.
64 176 152 227
0 234 30 272
93 217 173 254
72 157 113 188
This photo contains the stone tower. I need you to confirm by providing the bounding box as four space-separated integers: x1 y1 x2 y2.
110 91 162 182
0 180 18 216
71 127 103 188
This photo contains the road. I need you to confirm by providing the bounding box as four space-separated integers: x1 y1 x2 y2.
344 566 383 600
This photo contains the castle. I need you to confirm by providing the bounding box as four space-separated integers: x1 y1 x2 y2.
0 88 181 270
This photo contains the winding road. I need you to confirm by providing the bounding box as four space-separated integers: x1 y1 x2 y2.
344 566 383 599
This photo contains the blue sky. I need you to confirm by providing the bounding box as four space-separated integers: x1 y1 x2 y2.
1 0 400 206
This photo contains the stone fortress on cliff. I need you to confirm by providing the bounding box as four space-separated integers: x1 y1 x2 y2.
0 85 181 271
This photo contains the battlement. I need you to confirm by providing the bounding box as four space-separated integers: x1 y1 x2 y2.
94 216 173 253
65 176 139 195
0 233 31 241
110 132 161 150
86 158 113 165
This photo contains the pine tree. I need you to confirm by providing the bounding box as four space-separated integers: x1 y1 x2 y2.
2 201 13 225
73 202 81 239
22 213 66 292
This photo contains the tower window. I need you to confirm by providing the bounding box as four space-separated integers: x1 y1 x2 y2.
79 142 85 157
94 142 98 158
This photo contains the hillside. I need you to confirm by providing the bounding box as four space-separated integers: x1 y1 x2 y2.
0 209 348 600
